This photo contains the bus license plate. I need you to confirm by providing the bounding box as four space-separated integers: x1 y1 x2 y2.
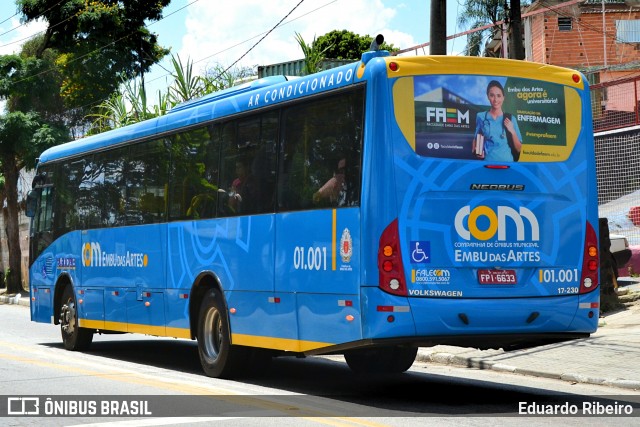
478 269 517 285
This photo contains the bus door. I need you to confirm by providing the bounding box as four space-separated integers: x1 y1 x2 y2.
27 171 56 323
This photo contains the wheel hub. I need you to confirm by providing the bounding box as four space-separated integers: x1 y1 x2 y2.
61 301 76 335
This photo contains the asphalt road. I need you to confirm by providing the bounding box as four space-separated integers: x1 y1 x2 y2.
0 303 637 426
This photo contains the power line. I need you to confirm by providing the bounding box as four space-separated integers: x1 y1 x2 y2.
0 10 19 28
0 0 66 47
213 0 307 79
9 0 200 86
144 0 337 86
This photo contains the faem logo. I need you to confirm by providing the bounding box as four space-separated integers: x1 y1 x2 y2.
454 205 540 241
425 107 470 125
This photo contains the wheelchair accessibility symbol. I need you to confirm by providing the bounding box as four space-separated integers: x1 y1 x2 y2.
410 241 431 264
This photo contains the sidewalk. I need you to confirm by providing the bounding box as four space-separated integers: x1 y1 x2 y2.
417 279 640 391
2 284 640 390
0 288 29 307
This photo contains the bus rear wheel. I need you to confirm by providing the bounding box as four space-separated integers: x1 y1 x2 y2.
344 346 417 374
60 285 93 351
197 289 247 378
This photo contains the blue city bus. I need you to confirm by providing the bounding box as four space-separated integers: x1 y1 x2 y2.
27 47 599 378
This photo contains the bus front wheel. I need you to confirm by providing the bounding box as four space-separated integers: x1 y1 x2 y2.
197 289 247 378
344 346 417 374
60 285 93 351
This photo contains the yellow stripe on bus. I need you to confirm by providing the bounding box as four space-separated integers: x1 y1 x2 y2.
78 319 190 339
76 319 331 351
232 333 333 353
332 208 337 271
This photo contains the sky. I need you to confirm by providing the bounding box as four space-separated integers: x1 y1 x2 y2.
0 0 467 97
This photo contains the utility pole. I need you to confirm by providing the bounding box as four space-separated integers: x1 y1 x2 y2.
430 0 447 55
509 0 525 60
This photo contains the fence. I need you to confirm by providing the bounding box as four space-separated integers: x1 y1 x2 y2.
593 77 640 248
591 77 640 133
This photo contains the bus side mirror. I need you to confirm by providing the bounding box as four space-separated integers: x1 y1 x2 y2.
25 190 38 218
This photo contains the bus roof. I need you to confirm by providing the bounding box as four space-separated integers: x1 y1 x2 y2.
37 58 371 165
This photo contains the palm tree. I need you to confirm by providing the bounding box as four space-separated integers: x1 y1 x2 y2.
167 55 205 106
295 32 333 75
457 0 506 57
88 54 255 131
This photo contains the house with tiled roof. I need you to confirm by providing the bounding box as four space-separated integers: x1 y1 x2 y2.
524 0 640 83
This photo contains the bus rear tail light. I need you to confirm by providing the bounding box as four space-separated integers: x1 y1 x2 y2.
378 219 407 296
579 221 599 294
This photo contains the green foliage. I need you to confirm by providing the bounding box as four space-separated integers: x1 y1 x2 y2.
295 32 332 75
313 30 398 60
0 111 65 169
0 55 23 97
457 0 503 57
6 57 65 119
87 54 253 132
167 55 203 105
17 0 170 111
457 0 530 56
202 63 255 92
87 91 135 134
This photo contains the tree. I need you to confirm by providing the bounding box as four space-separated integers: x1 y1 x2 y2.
457 0 529 57
457 0 505 57
295 32 332 75
17 0 170 115
88 55 254 132
202 63 255 93
0 111 67 293
312 30 398 60
8 39 66 121
0 51 69 293
0 1 171 292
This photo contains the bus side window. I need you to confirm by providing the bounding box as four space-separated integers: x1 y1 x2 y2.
169 126 219 221
90 149 126 228
278 88 364 211
254 111 278 213
57 160 84 233
219 113 278 216
279 109 311 211
78 156 101 228
127 139 168 224
218 121 243 216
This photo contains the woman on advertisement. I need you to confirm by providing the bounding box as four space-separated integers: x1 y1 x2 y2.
473 80 523 161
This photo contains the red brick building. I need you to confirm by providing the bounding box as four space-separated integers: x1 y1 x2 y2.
524 0 640 83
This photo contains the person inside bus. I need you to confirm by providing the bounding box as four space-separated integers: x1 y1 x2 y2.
313 157 346 206
473 80 523 162
228 157 256 214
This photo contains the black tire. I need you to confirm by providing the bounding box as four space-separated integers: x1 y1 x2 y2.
344 346 417 374
60 285 93 351
197 289 248 378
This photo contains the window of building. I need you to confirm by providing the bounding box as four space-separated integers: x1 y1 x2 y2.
558 17 572 31
616 20 640 43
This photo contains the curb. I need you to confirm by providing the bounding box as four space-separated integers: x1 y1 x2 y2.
416 349 640 391
0 294 30 307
